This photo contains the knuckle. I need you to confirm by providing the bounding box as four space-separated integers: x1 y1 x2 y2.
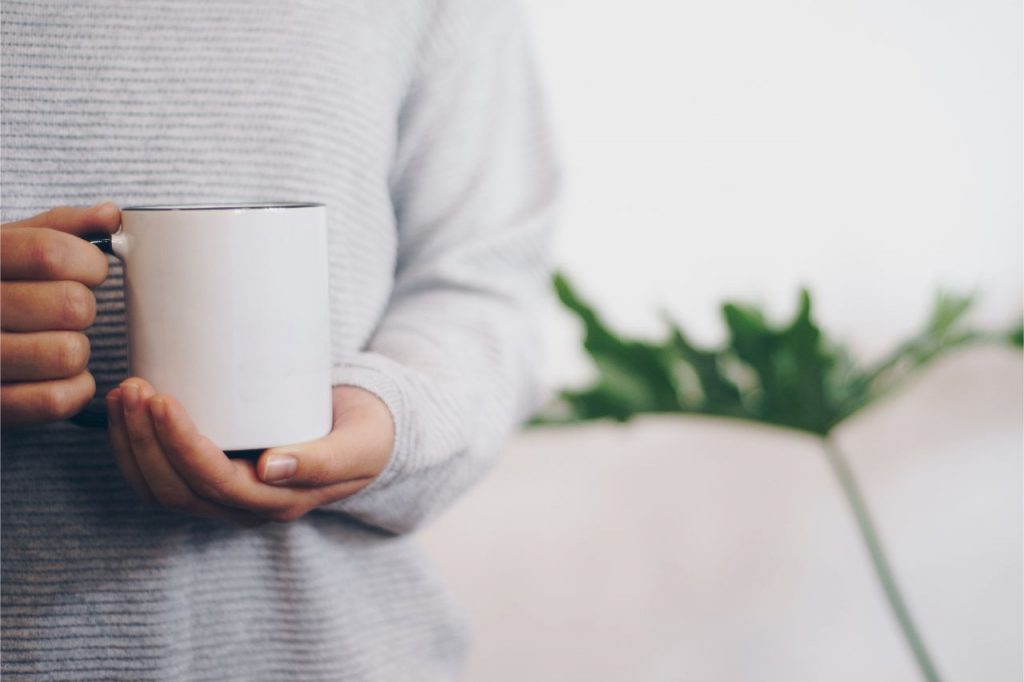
65 373 94 418
39 381 82 421
38 386 67 420
55 332 90 376
59 281 95 328
31 232 70 279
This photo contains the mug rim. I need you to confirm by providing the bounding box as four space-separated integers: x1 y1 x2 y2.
122 202 324 211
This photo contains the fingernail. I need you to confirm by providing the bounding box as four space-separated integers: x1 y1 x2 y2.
149 398 167 423
122 384 139 412
262 455 297 483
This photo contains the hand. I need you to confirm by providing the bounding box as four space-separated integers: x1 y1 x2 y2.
106 379 395 526
1 204 120 426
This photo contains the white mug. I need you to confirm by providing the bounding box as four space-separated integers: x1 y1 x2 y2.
75 202 333 451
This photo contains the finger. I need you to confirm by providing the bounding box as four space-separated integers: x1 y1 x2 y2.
146 393 245 502
257 389 393 487
3 202 120 236
105 388 157 505
149 393 343 520
0 371 95 426
120 379 261 527
229 457 370 521
1 281 96 331
1 331 89 381
0 226 110 286
149 393 293 511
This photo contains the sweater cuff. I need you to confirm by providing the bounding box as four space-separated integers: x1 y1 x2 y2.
325 353 411 511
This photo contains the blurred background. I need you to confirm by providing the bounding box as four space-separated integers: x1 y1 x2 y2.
533 0 1020 381
421 1 1022 681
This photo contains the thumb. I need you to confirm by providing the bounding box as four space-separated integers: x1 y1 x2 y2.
5 202 121 236
256 402 394 487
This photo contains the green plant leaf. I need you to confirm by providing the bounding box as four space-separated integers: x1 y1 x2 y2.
553 274 680 420
720 290 838 433
668 324 744 417
774 289 835 433
855 292 977 411
559 383 637 423
539 273 1020 434
721 301 783 422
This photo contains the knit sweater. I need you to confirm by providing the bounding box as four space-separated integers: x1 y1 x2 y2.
0 1 558 679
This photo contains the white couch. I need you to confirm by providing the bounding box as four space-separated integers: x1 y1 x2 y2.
420 348 1023 681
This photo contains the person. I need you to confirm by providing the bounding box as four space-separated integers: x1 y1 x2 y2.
0 0 559 679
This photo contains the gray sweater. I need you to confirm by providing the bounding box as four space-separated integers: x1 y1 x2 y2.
0 1 558 679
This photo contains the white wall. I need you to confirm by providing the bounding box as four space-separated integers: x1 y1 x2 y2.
525 0 1022 389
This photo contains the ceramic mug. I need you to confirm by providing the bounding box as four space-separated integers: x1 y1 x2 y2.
74 202 333 451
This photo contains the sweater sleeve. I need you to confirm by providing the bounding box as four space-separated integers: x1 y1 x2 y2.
320 0 560 534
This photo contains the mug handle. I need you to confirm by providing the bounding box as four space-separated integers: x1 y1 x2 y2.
69 233 117 429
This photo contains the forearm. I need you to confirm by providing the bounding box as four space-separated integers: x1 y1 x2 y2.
327 267 550 533
320 0 559 534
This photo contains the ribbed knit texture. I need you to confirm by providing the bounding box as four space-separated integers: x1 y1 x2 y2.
0 1 558 679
